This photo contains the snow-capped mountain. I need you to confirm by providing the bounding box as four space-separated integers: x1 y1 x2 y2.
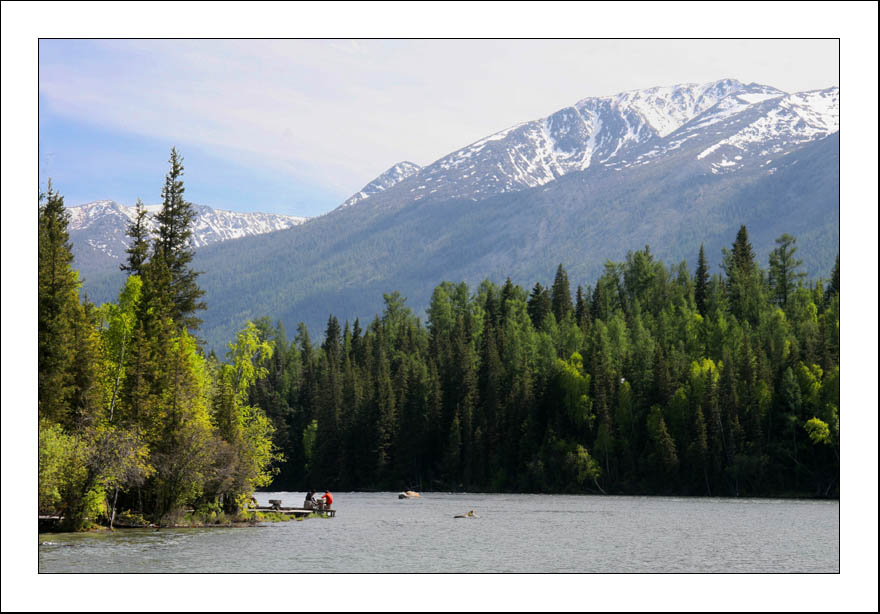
71 78 838 350
340 78 838 209
68 200 308 262
338 161 422 209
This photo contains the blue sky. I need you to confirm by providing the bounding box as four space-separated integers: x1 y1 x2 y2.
39 38 840 216
39 94 338 214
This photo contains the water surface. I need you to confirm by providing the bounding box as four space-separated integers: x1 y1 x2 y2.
39 492 839 572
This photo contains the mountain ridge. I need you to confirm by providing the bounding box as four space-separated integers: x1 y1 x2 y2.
66 200 308 293
69 78 839 350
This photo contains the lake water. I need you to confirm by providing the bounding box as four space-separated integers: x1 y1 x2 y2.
38 492 839 573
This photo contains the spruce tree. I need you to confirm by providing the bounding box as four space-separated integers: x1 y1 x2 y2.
574 285 588 328
373 345 396 483
550 264 573 323
323 315 342 368
152 147 205 331
527 282 551 328
38 183 89 426
121 198 151 276
768 233 805 308
478 314 503 475
723 225 762 323
694 244 710 317
590 280 606 322
730 225 757 276
500 277 516 324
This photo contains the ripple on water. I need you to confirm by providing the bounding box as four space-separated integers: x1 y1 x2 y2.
39 493 839 573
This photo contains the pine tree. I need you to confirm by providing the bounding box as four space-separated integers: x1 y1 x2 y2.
323 315 342 368
120 198 151 277
527 282 551 328
768 233 806 308
38 183 97 427
550 264 573 323
591 279 610 323
373 345 396 483
152 147 205 331
500 277 516 324
314 318 343 484
723 225 762 323
694 244 710 317
574 285 589 329
478 314 504 478
730 225 757 276
689 406 710 494
646 406 679 486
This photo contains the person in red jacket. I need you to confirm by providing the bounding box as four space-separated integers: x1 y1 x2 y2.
321 491 333 508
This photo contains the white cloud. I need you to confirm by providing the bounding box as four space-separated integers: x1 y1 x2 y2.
39 38 839 202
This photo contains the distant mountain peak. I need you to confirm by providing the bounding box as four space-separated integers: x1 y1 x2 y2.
338 161 423 209
68 78 839 350
334 79 836 209
67 200 308 261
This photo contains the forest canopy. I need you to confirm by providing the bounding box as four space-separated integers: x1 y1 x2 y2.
38 151 840 531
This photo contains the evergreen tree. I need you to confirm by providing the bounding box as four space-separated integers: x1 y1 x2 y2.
38 183 101 428
323 315 342 368
478 312 504 478
694 244 710 317
527 282 551 328
723 225 763 323
574 285 588 328
120 198 151 277
500 277 516 324
646 406 679 486
623 246 656 309
152 147 205 331
373 344 396 483
550 264 573 323
768 233 806 308
590 279 606 322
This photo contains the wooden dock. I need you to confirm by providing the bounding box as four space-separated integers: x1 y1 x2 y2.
257 500 336 518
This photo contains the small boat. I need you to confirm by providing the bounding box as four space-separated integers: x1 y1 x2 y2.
398 491 420 499
454 509 477 519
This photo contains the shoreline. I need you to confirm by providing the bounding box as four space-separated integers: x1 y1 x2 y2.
38 509 305 534
257 488 839 502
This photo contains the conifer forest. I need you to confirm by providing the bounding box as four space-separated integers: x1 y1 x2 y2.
39 149 840 530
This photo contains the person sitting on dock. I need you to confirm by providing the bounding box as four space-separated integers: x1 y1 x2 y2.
304 491 317 509
320 491 333 509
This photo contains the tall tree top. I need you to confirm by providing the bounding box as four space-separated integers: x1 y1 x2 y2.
731 225 756 276
551 264 573 322
695 243 710 316
39 180 73 256
154 147 194 263
121 198 151 276
149 148 206 331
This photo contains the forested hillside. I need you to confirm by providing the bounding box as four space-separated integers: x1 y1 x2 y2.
243 229 839 497
71 81 839 352
192 131 838 351
39 149 840 533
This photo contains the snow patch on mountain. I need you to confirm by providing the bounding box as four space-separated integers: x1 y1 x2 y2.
359 78 831 206
68 201 308 260
696 87 839 162
333 79 837 212
338 161 423 209
608 78 748 137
